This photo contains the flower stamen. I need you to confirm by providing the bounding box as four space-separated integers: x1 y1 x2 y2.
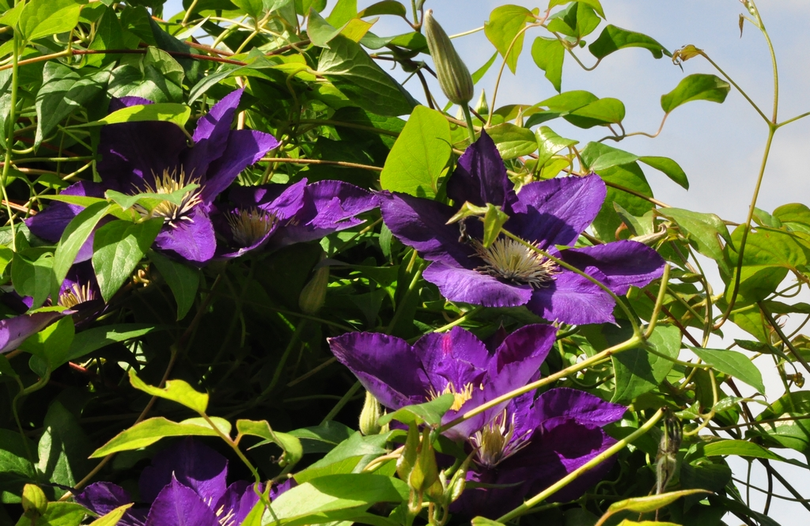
472 237 558 288
470 409 532 468
58 282 97 308
428 381 477 411
226 208 279 247
133 168 203 226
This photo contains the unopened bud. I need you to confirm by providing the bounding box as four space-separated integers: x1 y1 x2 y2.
424 10 474 106
359 391 385 435
396 424 419 481
298 262 329 315
22 484 48 518
473 89 488 115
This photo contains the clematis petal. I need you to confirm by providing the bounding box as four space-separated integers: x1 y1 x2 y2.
144 477 219 526
201 130 279 203
447 130 519 212
213 481 264 525
154 208 217 264
229 179 308 223
139 439 228 504
532 387 627 429
422 261 534 308
510 175 606 247
98 121 187 188
380 193 474 265
526 269 616 325
0 311 64 355
559 240 665 295
328 332 431 409
74 481 132 517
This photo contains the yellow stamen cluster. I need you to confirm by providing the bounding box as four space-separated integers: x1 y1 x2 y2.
428 381 477 412
58 282 96 308
469 410 531 468
473 237 559 288
133 168 203 226
226 207 278 247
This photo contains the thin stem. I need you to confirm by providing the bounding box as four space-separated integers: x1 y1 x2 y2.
320 381 363 425
644 264 671 339
696 50 768 124
260 157 382 172
498 408 666 522
257 320 307 402
462 105 477 144
488 21 543 126
759 302 810 376
716 125 775 328
0 28 20 250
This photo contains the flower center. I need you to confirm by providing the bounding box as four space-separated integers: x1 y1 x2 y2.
469 410 532 468
58 282 97 308
215 502 237 526
472 237 558 288
226 208 278 247
428 381 477 411
133 168 203 226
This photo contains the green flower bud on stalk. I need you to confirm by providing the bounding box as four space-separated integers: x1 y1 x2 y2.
474 89 489 115
359 390 386 435
298 259 329 315
424 9 474 106
22 484 48 518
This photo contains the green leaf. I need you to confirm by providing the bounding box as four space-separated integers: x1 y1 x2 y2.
20 317 74 370
12 249 54 309
535 126 578 167
148 250 199 320
266 474 409 525
638 156 688 189
19 0 82 41
308 9 343 47
88 504 134 526
689 347 765 393
774 203 810 234
92 219 163 302
539 90 598 112
29 502 87 526
472 519 506 526
580 141 638 172
612 325 680 403
39 194 108 209
592 162 654 240
236 420 303 468
486 123 537 159
232 0 266 20
90 417 231 457
589 25 669 60
661 74 730 114
482 205 509 248
129 370 209 414
89 102 191 127
657 208 730 272
484 5 534 74
608 489 710 514
288 422 355 455
615 521 681 526
547 2 600 39
52 202 113 300
108 46 185 102
531 37 564 92
564 97 625 128
295 431 391 484
35 63 111 146
380 106 451 198
318 35 417 116
703 440 782 460
378 393 454 427
0 429 37 504
358 1 405 17
105 184 199 212
549 0 605 18
66 324 159 362
37 401 91 494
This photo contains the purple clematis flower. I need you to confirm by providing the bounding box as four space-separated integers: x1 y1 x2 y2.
380 131 665 325
75 439 275 526
327 324 556 441
213 177 379 259
28 90 279 265
453 387 626 518
0 310 64 354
